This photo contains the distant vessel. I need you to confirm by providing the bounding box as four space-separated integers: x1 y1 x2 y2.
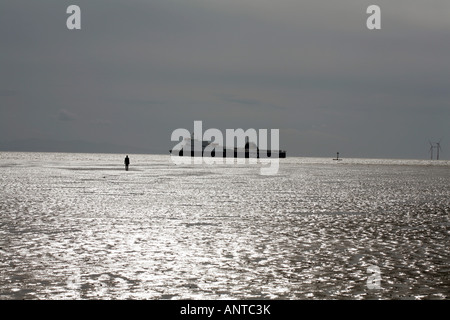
170 135 286 158
333 152 342 161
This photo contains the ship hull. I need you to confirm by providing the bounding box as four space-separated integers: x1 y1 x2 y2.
170 148 286 158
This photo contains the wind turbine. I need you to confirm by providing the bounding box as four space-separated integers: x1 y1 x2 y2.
429 141 434 160
436 140 442 160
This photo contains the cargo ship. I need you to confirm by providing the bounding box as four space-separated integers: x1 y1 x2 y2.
170 136 286 158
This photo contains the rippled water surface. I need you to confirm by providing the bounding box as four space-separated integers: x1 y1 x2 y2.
0 152 449 299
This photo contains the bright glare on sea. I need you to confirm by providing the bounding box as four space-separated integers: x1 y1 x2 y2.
0 152 449 300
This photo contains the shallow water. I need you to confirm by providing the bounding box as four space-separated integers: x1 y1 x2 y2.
0 152 449 299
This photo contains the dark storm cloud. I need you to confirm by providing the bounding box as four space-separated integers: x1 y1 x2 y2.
1 0 449 158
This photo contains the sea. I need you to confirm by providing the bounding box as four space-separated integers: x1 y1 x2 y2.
0 152 449 300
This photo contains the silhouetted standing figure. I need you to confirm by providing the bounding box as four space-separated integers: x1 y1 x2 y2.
124 155 130 171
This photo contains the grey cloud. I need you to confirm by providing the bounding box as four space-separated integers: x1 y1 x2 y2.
57 109 77 122
91 119 113 126
217 94 263 106
0 89 16 97
216 94 284 111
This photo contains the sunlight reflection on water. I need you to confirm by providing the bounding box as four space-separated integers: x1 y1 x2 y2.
0 152 449 299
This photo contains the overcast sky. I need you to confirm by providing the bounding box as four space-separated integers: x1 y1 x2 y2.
1 0 449 158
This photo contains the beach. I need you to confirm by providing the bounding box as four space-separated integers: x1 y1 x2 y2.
0 152 449 299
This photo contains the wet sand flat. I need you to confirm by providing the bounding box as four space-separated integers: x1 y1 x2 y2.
0 152 449 299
